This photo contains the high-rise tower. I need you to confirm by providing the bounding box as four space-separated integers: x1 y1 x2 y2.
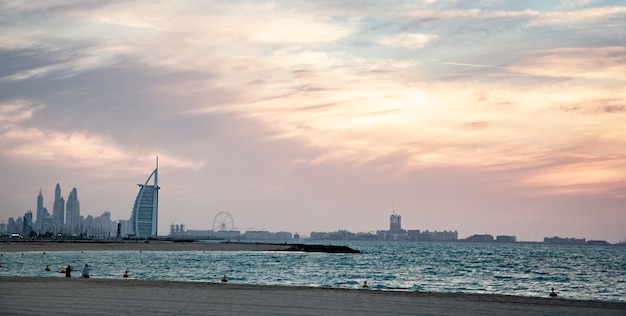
53 183 65 233
36 189 44 230
390 212 402 233
130 158 160 238
66 187 80 235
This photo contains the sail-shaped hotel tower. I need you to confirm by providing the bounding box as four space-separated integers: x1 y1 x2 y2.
130 159 159 237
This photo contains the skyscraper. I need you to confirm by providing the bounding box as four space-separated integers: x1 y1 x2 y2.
130 159 159 238
23 211 35 235
66 187 80 235
390 212 402 233
53 183 65 233
36 189 44 230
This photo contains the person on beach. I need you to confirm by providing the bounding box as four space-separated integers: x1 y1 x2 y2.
81 264 91 278
65 265 72 278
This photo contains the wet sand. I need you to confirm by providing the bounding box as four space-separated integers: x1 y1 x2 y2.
1 277 624 315
0 240 293 252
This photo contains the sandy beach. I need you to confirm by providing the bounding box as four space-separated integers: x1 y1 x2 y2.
0 240 293 253
1 277 625 315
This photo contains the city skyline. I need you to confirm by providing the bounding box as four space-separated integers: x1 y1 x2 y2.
0 1 625 243
0 183 618 243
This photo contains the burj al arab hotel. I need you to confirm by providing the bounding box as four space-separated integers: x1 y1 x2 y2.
130 158 160 238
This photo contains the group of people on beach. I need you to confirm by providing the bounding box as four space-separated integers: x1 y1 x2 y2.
53 264 91 278
46 263 132 278
40 261 560 297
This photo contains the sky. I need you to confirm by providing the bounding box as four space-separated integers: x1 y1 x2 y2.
1 0 625 242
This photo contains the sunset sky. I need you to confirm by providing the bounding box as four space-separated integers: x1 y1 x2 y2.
1 1 625 242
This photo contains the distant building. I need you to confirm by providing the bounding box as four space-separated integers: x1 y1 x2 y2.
53 183 65 233
130 160 160 238
66 187 81 235
7 217 21 234
22 211 35 236
36 189 44 230
244 230 292 241
84 211 117 238
311 230 355 240
408 230 458 241
465 234 494 242
586 240 609 245
390 212 402 233
117 219 132 237
496 235 517 243
42 209 54 233
544 236 586 245
170 224 186 236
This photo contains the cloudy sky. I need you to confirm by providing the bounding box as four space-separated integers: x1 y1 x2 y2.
1 0 625 242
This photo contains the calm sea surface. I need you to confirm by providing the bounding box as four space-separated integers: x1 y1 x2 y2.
2 241 625 302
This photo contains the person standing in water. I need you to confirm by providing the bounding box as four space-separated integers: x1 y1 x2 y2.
65 265 72 278
81 264 91 278
549 288 558 297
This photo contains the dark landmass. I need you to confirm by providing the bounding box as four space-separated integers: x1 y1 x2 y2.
0 240 360 253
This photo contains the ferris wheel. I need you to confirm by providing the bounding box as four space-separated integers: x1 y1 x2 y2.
213 211 235 231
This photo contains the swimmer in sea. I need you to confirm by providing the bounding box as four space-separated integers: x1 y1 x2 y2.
362 281 369 288
549 288 558 297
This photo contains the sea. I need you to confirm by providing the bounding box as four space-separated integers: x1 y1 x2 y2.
2 241 625 302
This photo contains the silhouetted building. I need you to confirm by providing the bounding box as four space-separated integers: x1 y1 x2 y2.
36 189 44 230
66 187 81 235
53 183 65 233
22 211 35 236
390 212 402 233
465 234 494 242
408 230 458 241
586 240 609 245
7 217 21 234
496 235 517 243
42 208 53 232
130 160 159 238
544 236 585 244
244 230 292 240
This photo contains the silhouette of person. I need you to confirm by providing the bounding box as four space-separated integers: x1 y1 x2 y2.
45 265 50 271
221 275 228 282
362 281 369 288
82 264 91 278
123 270 129 278
65 265 72 278
549 288 558 297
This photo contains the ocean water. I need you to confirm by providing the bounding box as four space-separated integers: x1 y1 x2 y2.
1 241 624 302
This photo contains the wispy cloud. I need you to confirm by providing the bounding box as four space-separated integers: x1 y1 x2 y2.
376 33 438 49
508 47 626 81
0 100 202 173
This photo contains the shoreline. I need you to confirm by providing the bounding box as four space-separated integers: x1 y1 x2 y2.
0 240 359 253
0 240 291 252
1 276 625 315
